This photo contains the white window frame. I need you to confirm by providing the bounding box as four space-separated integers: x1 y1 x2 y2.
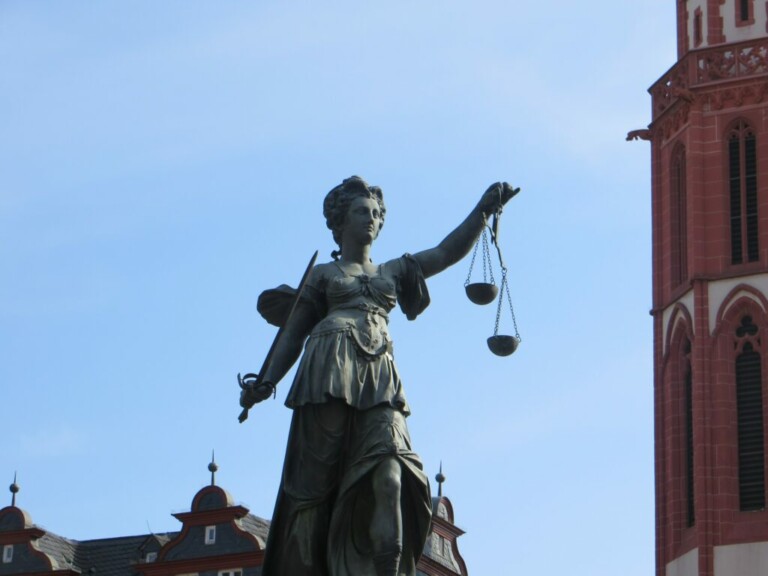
218 570 242 576
145 552 157 563
204 525 216 544
2 545 13 564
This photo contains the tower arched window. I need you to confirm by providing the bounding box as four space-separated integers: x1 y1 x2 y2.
728 122 759 264
736 0 754 24
670 145 688 287
735 315 766 511
693 8 703 47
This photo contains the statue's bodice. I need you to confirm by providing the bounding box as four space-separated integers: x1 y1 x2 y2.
285 255 429 412
311 263 398 358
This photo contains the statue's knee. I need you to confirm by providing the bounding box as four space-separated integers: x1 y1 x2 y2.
373 459 402 499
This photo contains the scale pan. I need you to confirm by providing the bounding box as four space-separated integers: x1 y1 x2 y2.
465 283 498 305
487 335 519 356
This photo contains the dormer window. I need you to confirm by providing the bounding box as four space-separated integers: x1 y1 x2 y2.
219 570 242 576
145 552 157 563
204 525 216 544
2 545 12 564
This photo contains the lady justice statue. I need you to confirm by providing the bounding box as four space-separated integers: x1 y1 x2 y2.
239 176 518 576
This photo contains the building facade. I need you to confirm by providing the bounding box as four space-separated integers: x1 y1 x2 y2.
640 1 768 574
0 470 468 576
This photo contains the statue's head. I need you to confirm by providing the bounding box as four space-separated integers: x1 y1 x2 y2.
323 176 386 253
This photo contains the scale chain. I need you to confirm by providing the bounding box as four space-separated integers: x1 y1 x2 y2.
482 228 495 285
494 265 521 340
493 267 505 336
465 230 481 286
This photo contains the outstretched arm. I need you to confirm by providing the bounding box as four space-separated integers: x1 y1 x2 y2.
412 182 519 279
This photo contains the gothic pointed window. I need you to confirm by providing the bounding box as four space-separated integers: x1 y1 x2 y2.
669 325 695 537
671 145 688 287
735 315 765 511
682 338 695 526
728 122 759 264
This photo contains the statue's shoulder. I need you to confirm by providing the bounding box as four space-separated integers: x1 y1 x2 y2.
313 261 337 273
379 255 413 279
310 261 339 282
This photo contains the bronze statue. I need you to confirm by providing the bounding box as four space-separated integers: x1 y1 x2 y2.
240 176 518 576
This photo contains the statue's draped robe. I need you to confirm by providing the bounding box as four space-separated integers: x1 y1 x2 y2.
260 255 432 576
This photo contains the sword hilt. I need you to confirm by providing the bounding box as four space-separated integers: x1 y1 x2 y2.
237 372 275 423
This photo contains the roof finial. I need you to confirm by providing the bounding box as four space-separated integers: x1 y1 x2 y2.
10 472 19 507
208 451 218 486
435 462 446 498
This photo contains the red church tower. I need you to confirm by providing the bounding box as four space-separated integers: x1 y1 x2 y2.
639 1 768 575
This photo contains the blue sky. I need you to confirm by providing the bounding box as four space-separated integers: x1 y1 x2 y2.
1 2 673 574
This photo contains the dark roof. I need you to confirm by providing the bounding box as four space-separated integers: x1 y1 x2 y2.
36 532 78 570
74 535 158 576
238 514 269 546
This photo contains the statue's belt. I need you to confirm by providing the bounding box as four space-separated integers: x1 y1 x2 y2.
311 306 393 359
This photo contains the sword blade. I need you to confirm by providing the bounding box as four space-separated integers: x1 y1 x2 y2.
238 250 319 423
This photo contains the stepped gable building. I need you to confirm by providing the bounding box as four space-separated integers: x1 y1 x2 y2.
0 466 469 576
634 1 768 575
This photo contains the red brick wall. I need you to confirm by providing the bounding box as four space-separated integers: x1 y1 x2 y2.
651 14 768 575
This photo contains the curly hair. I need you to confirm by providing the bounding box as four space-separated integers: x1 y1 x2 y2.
323 176 386 259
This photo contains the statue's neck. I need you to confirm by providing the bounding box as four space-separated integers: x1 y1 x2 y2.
340 243 372 265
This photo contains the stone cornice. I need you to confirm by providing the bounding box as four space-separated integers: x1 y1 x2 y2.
137 551 264 576
0 528 46 543
650 36 768 121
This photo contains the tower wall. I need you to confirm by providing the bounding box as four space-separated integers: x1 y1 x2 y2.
651 2 768 575
678 0 768 56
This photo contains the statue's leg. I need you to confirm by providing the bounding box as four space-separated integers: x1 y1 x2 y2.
370 457 402 576
264 401 349 576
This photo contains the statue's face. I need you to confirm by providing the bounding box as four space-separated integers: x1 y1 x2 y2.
342 196 382 246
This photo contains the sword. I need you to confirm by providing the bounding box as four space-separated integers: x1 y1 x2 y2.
238 250 319 423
